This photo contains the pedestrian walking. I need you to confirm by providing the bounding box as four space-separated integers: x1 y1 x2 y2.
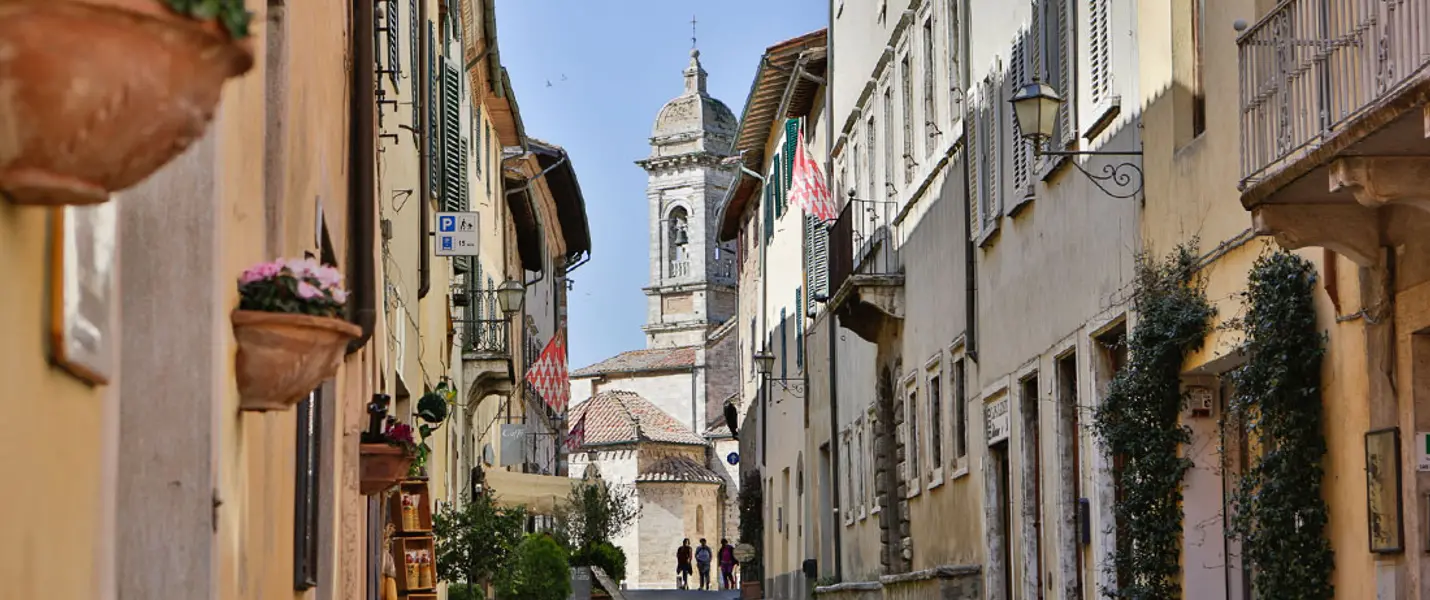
718 538 737 590
695 538 713 590
675 538 693 590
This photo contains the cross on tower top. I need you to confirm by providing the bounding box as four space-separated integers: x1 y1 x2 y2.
691 15 697 50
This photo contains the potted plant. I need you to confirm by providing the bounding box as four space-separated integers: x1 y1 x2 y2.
0 0 255 205
409 379 454 478
361 415 417 495
232 257 361 411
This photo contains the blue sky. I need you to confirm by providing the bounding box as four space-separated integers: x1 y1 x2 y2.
495 0 827 369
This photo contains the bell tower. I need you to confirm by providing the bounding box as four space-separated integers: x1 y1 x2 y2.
635 47 739 349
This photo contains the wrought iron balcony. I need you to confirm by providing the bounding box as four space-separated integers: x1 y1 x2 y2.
828 198 900 298
1238 0 1430 190
460 316 509 357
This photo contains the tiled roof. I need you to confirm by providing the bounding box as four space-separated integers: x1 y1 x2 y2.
571 346 699 377
636 455 725 484
568 390 707 447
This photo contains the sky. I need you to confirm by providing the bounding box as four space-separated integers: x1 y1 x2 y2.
495 0 827 370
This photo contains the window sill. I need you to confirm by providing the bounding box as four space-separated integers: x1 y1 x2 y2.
858 506 868 521
928 468 944 490
906 479 922 499
1083 98 1123 143
950 463 969 481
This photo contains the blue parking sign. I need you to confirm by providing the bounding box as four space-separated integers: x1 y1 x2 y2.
440 235 454 251
438 215 456 232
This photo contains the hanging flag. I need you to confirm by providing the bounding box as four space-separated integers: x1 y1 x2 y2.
525 332 570 413
788 124 838 222
565 412 586 452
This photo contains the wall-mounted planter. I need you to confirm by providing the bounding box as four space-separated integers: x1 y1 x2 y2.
0 0 253 206
232 310 360 412
360 444 414 495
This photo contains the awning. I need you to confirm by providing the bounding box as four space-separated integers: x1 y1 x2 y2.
485 469 575 515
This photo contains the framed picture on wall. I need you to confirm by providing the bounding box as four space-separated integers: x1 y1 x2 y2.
1366 427 1404 554
49 202 118 386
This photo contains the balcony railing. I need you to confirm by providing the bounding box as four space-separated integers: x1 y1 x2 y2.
669 260 691 278
461 317 509 356
1239 0 1430 186
828 198 900 297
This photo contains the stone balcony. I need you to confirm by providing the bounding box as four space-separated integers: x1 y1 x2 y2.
827 198 904 343
1238 0 1430 267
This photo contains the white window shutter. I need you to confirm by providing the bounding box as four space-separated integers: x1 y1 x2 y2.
967 85 983 241
1090 0 1111 107
1056 0 1072 145
986 62 1004 226
1009 30 1031 197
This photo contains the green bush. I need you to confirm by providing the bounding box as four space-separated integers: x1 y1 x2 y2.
495 534 571 600
570 541 627 583
446 582 485 600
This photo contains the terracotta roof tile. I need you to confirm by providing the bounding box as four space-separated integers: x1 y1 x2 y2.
571 346 699 377
636 455 724 484
568 390 706 447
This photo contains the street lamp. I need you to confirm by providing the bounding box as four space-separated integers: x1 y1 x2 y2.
753 351 775 377
1008 80 1145 199
496 279 525 315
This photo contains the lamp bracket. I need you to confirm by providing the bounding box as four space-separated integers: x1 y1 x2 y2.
1037 148 1144 199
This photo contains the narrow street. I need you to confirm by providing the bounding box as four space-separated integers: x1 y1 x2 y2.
623 591 740 600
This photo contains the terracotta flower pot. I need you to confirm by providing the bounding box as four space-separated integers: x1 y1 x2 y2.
0 0 254 206
360 444 414 495
232 310 361 412
741 580 762 600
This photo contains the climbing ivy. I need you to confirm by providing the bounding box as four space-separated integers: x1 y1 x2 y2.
1228 250 1334 600
1093 243 1214 599
163 0 253 39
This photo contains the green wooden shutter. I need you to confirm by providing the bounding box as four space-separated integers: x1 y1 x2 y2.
427 23 440 198
441 62 462 212
784 118 799 190
409 0 419 129
773 157 784 217
763 182 774 243
795 288 804 368
474 104 483 179
385 0 400 85
805 214 829 302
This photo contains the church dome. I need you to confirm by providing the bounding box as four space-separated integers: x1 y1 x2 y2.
648 49 737 157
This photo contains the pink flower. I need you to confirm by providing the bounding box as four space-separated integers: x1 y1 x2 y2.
314 265 343 289
282 257 321 279
332 289 350 304
239 261 283 285
297 281 323 300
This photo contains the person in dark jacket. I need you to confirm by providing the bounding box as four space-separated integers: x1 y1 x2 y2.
675 538 693 589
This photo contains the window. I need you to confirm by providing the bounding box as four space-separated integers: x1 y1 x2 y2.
474 103 482 179
952 355 967 464
900 53 915 183
855 420 867 513
409 0 418 129
923 17 939 156
864 117 876 200
1191 0 1206 136
945 0 963 118
294 387 323 590
928 361 943 469
697 505 705 534
969 71 1003 241
843 431 855 525
882 87 894 196
1089 0 1114 109
1009 29 1034 202
1020 373 1044 595
773 154 785 218
867 408 880 511
1038 0 1072 156
381 0 399 85
794 289 804 367
667 206 689 278
905 378 921 496
805 216 829 303
484 122 492 195
749 318 757 375
1057 352 1087 596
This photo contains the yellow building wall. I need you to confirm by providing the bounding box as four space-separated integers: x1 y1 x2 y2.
1138 0 1373 597
0 202 111 598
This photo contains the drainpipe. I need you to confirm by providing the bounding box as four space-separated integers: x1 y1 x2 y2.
346 0 377 355
960 0 977 362
417 0 432 300
824 0 842 582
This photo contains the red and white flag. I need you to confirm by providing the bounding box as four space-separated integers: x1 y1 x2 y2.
789 123 838 222
565 412 586 452
525 332 570 414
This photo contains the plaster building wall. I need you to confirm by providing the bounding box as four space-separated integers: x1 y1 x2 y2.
569 447 641 581
1134 0 1373 597
636 481 724 589
575 369 701 433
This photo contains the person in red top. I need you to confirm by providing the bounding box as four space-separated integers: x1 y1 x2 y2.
675 538 693 590
718 538 738 590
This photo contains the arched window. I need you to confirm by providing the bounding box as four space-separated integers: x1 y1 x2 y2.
667 206 689 277
696 505 705 534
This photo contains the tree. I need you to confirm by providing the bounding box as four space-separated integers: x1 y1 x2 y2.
555 479 638 552
737 470 763 581
495 534 572 600
432 493 528 592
